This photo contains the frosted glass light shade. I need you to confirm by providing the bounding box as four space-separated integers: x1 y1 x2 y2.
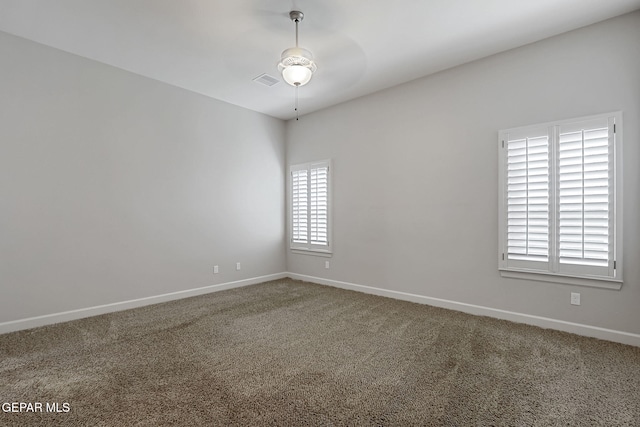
278 47 317 86
282 65 313 86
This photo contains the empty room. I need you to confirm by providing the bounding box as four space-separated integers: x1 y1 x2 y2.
1 1 639 425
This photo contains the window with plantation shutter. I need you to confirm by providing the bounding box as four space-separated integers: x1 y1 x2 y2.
498 113 622 288
290 160 332 254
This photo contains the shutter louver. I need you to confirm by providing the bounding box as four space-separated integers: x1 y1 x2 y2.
558 122 610 268
310 166 328 245
292 169 308 244
506 135 549 263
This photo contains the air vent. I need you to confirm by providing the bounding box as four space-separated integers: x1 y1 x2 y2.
253 73 280 87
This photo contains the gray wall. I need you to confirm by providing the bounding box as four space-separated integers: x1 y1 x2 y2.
0 32 286 322
286 12 640 335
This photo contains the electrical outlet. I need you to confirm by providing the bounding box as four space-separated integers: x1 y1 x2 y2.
325 261 330 269
570 292 581 306
236 262 241 271
213 265 219 274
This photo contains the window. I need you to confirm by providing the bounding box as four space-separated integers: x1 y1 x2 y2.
290 160 331 254
498 112 622 288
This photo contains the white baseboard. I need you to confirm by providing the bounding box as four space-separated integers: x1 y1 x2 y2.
4 272 638 347
0 272 288 335
288 273 640 348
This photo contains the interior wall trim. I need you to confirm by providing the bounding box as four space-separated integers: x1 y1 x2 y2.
0 272 288 335
288 273 640 348
4 272 638 347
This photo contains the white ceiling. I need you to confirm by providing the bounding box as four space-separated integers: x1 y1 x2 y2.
1 0 639 120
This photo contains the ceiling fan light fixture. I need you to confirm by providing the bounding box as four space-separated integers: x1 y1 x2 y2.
278 11 316 88
281 64 313 87
278 10 316 119
278 47 317 86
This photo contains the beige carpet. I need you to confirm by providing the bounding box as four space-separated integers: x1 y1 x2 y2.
1 279 639 426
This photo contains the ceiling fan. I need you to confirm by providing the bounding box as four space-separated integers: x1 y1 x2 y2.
223 5 366 120
277 10 317 120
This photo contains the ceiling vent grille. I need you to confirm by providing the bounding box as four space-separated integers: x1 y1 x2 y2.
253 73 280 87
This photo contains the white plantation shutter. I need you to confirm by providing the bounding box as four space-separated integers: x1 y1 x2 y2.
506 133 550 266
499 113 621 284
290 160 331 252
291 169 308 244
310 166 328 245
557 118 613 276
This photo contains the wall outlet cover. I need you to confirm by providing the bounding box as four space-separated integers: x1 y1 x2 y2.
571 292 581 306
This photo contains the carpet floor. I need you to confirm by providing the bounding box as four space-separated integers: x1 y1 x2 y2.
1 279 639 426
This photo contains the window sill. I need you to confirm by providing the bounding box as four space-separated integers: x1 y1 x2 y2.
499 269 622 290
290 248 333 258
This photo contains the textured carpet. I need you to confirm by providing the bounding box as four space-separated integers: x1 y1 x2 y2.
1 279 639 426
